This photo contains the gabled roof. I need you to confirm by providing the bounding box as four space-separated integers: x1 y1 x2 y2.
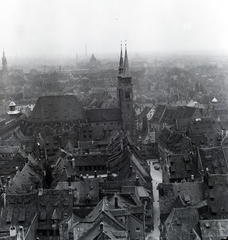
168 153 199 181
206 174 228 218
0 193 38 233
164 207 199 240
7 163 43 194
37 189 73 230
27 95 85 123
158 182 204 223
198 146 228 174
151 105 166 123
108 134 151 182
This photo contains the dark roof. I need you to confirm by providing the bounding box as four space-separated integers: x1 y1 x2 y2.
158 182 204 223
206 174 228 218
160 107 176 124
164 207 199 240
137 106 151 121
151 105 166 123
0 193 38 233
108 134 151 183
37 189 73 230
86 108 121 122
168 153 199 181
198 147 228 174
27 95 85 123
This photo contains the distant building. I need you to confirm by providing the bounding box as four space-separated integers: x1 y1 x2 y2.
20 45 135 156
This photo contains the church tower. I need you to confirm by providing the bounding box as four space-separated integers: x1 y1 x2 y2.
2 50 8 84
117 44 134 138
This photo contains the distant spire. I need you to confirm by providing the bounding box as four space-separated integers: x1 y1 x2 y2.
2 49 7 68
118 42 124 75
123 42 130 77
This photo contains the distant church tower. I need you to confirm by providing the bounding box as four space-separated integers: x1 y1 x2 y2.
117 44 134 138
2 50 8 84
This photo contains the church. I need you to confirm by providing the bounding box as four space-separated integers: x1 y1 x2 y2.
20 45 135 156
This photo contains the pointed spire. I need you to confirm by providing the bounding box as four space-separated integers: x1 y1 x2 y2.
123 42 130 77
118 42 124 75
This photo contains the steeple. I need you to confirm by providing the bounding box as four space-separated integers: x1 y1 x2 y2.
118 43 124 75
2 49 7 69
123 44 130 78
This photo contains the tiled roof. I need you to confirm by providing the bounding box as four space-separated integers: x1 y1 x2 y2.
198 147 228 174
0 146 19 154
160 107 176 124
86 108 121 122
0 193 38 233
108 134 151 182
37 189 73 230
151 105 166 123
7 163 43 194
206 174 228 218
27 95 85 122
168 153 199 181
158 182 204 223
188 118 222 147
164 207 199 240
200 219 228 240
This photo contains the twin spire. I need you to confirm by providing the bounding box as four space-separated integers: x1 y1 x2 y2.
118 42 130 78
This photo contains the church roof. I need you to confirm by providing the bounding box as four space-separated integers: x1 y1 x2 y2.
27 95 85 123
86 108 121 122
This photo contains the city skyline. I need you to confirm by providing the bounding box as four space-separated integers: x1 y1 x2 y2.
1 0 228 58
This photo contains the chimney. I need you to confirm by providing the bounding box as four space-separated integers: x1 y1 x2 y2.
136 175 139 185
114 194 118 208
7 176 10 186
72 158 75 169
191 175 194 182
94 170 97 178
67 176 71 186
38 188 43 196
100 222 104 232
9 226 16 237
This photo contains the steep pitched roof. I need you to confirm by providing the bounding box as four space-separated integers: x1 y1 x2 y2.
86 108 121 122
198 147 228 174
0 193 38 233
158 182 204 223
168 153 199 181
164 207 199 240
206 174 228 218
27 95 85 123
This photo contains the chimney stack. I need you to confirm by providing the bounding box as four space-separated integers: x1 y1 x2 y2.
191 175 194 182
114 194 118 208
67 176 71 186
100 222 103 232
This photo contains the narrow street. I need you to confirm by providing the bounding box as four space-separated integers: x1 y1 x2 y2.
146 160 162 240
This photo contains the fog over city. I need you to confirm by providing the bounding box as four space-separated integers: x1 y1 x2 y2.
2 0 228 58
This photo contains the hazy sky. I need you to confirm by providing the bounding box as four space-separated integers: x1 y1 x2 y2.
1 0 228 58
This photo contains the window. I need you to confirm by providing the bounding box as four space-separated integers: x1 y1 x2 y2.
136 227 140 232
125 91 131 99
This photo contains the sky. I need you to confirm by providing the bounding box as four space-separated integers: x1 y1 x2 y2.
1 0 228 58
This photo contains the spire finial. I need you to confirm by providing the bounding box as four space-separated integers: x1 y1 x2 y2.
118 41 124 75
123 41 130 77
